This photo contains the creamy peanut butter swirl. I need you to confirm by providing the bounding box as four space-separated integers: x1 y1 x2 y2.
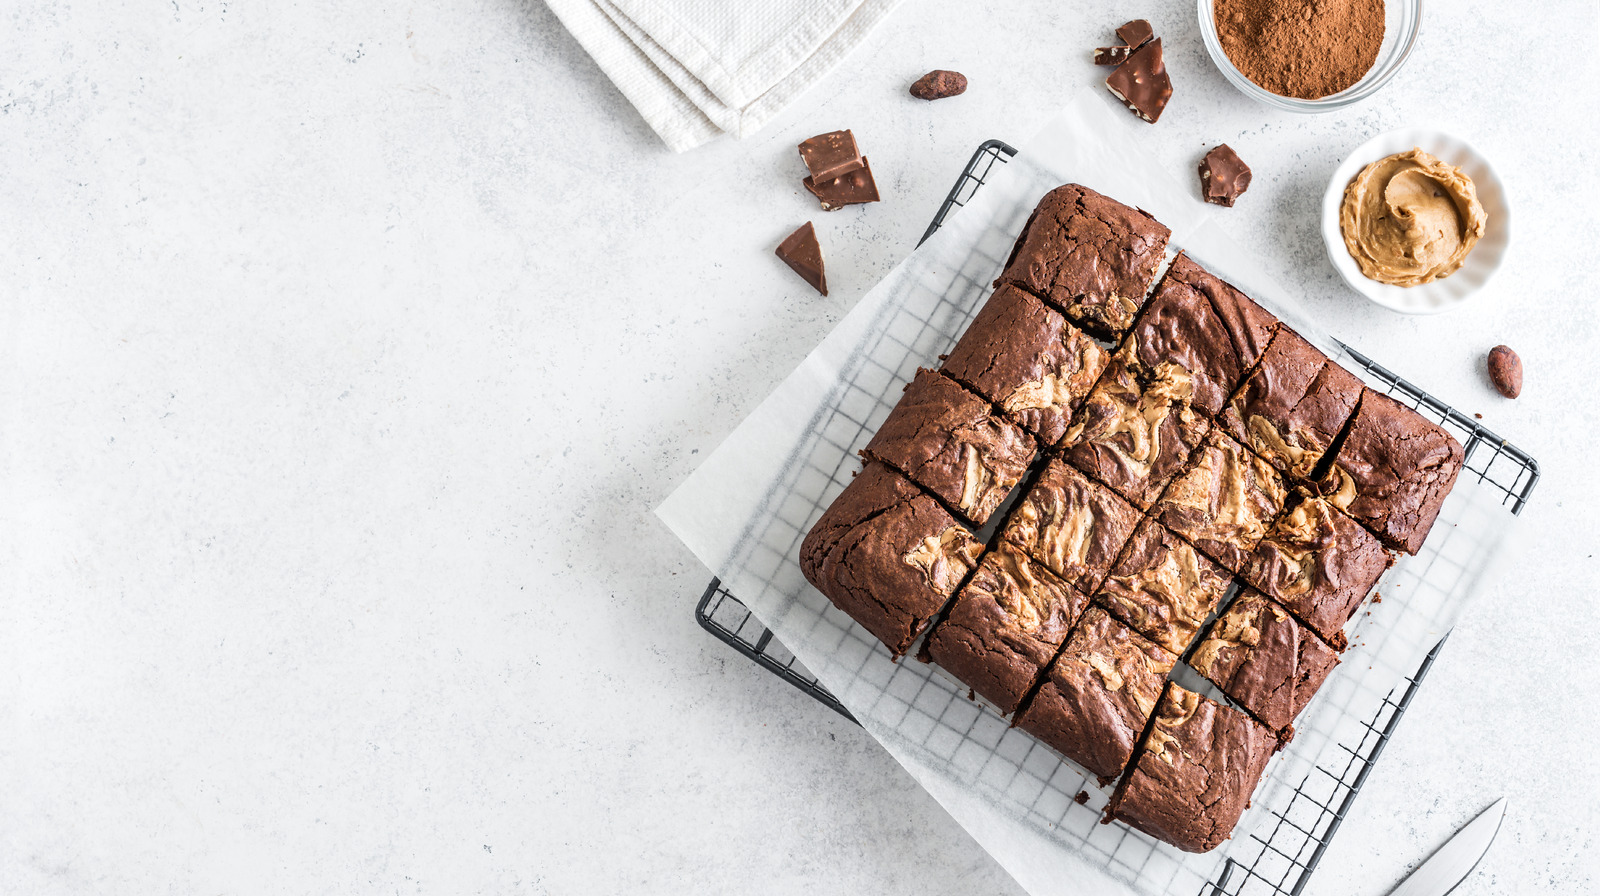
1104 540 1208 630
1063 360 1196 477
1146 687 1200 764
989 548 1053 631
1260 498 1340 597
1190 600 1274 675
903 525 981 594
1166 442 1286 547
1245 413 1315 479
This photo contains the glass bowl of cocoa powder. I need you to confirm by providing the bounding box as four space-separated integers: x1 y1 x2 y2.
1199 0 1421 112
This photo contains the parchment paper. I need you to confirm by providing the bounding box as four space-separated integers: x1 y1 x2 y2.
656 91 1524 896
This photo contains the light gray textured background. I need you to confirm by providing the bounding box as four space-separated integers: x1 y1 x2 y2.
2 1 1596 894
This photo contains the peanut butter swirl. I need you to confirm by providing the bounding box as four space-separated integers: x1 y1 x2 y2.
903 525 982 595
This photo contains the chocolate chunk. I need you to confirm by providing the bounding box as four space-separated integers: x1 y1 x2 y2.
803 157 881 211
1200 144 1252 207
1105 38 1172 124
1094 46 1133 66
775 222 826 296
910 69 967 100
797 130 864 183
1116 19 1155 49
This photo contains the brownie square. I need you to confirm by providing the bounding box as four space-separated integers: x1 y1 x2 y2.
995 183 1172 339
1000 458 1141 596
941 284 1110 447
926 542 1090 714
1156 430 1289 574
1318 389 1465 554
1106 683 1278 853
1220 327 1363 480
1245 494 1390 649
799 462 984 655
1059 357 1210 510
1096 519 1233 654
1122 253 1279 418
1014 607 1177 783
862 368 1038 526
1190 589 1340 734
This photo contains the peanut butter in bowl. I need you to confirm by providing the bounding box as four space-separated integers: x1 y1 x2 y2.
1339 148 1487 287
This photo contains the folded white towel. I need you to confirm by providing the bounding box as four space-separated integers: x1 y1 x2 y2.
545 0 905 152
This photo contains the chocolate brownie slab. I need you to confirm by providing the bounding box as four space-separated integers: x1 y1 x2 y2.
1156 430 1288 574
926 542 1089 714
1106 683 1278 853
1014 607 1177 783
1245 494 1390 649
1190 589 1340 733
1220 327 1363 480
1317 389 1465 554
1059 357 1210 510
1096 519 1233 654
799 462 983 656
1000 458 1141 596
995 184 1171 340
862 369 1037 526
1122 253 1279 418
941 284 1109 447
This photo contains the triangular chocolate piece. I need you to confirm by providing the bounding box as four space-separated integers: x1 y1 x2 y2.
803 157 881 211
797 130 864 183
1106 38 1172 123
775 222 827 296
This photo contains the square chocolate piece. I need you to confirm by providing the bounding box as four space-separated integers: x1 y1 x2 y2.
941 284 1110 446
1106 683 1279 853
1189 589 1340 733
1060 357 1210 510
1014 607 1177 783
797 129 864 182
926 542 1090 714
1317 389 1465 554
1220 327 1363 480
1245 494 1391 649
1096 519 1233 654
804 156 881 211
999 458 1141 597
800 462 983 655
1156 430 1289 574
995 183 1172 340
862 369 1037 527
1123 253 1279 418
1199 144 1251 207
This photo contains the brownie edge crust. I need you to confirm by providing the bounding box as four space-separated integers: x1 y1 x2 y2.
800 462 983 656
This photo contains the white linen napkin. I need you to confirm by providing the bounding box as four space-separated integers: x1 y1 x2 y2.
545 0 905 152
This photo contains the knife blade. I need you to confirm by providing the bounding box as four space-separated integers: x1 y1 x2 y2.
1387 797 1508 896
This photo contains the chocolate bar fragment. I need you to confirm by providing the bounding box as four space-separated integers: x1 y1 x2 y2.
1200 145 1252 207
798 130 864 182
1106 38 1172 124
804 157 881 211
1094 46 1134 66
1116 19 1155 49
775 222 827 296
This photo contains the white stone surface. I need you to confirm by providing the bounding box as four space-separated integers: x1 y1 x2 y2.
3 1 1596 894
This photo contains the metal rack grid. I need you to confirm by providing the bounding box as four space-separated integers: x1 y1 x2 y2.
691 140 1540 896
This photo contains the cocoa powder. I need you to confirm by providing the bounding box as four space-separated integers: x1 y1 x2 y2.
1214 0 1385 100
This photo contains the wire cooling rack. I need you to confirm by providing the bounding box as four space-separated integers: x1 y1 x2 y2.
692 141 1540 896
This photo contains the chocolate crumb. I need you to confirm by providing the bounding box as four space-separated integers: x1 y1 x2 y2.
1075 791 1091 805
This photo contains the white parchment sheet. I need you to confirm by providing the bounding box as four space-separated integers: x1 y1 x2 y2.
657 91 1526 896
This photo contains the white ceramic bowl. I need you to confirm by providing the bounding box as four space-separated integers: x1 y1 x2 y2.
1321 129 1510 314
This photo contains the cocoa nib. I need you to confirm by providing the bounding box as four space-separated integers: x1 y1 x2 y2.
1487 345 1522 398
910 70 968 100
